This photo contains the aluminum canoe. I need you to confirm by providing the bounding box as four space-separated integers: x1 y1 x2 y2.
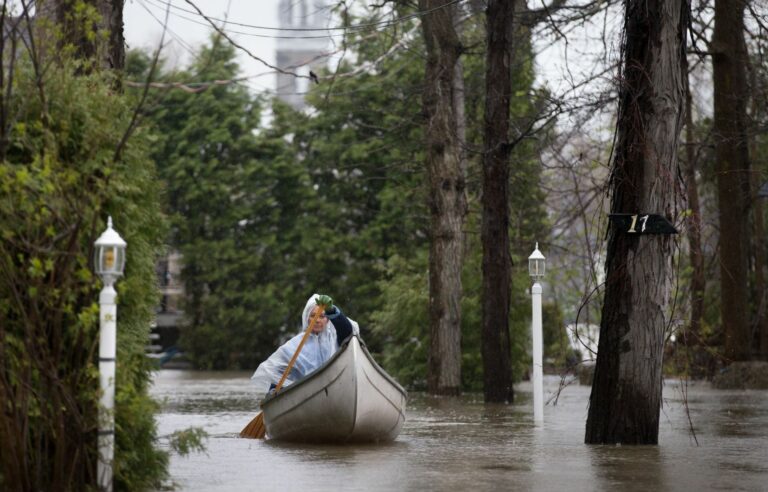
260 335 407 442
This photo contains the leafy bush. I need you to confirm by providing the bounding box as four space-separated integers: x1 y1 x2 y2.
0 54 167 490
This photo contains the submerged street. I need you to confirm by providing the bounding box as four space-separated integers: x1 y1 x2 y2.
151 370 768 491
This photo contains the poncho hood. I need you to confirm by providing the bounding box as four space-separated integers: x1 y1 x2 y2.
301 293 329 331
251 294 356 402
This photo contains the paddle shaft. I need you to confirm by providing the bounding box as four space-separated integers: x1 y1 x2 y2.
240 304 326 439
273 305 325 393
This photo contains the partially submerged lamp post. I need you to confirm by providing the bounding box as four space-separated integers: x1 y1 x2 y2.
528 243 545 425
94 217 126 492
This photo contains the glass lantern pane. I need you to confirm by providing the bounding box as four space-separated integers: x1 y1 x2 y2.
104 247 116 270
116 247 126 274
94 246 126 277
529 259 545 277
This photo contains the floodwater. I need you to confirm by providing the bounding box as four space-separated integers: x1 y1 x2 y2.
150 370 768 491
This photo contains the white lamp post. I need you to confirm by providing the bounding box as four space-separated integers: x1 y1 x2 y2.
94 216 126 492
528 242 545 425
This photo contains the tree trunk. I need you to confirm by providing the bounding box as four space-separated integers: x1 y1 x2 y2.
481 0 514 403
751 175 767 358
37 0 125 71
682 77 705 348
585 0 687 444
420 0 466 396
713 0 752 362
748 67 768 361
100 0 126 71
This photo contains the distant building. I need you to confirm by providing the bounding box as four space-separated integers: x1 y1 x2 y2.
275 0 332 109
153 250 184 350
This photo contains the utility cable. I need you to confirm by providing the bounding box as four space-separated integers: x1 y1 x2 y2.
136 0 198 57
143 0 347 39
156 0 462 32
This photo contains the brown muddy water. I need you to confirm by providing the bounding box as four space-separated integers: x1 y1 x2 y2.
150 370 768 491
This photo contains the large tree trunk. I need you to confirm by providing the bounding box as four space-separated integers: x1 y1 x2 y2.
748 68 768 361
481 0 514 403
36 0 125 71
682 77 705 348
420 0 466 396
585 0 687 444
99 0 126 71
751 175 767 358
713 0 752 362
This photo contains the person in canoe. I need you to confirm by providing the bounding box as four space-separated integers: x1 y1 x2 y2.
250 293 359 401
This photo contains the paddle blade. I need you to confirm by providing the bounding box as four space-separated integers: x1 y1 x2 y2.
240 412 266 439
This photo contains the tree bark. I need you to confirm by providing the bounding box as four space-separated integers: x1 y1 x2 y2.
420 0 466 396
481 0 514 403
748 67 768 361
585 0 687 444
712 0 752 362
682 76 705 349
100 0 126 71
36 0 125 71
751 174 767 358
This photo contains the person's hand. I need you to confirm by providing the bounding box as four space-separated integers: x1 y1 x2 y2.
315 294 333 310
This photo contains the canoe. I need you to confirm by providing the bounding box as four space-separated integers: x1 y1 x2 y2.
260 334 407 442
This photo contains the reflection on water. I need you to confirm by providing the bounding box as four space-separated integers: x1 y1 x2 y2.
150 371 768 491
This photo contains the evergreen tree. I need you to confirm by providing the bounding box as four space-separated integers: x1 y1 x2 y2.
146 37 316 369
287 9 550 391
141 9 550 391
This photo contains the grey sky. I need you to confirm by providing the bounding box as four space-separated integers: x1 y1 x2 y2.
122 1 621 117
123 0 280 94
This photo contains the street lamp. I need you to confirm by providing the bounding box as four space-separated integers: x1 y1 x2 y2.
528 242 545 279
94 216 126 492
528 243 545 425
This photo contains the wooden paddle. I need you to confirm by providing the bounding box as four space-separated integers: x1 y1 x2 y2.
240 304 327 439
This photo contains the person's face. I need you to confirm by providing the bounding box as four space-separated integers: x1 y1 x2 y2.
310 308 329 334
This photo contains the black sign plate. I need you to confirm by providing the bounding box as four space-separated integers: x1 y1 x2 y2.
609 214 678 235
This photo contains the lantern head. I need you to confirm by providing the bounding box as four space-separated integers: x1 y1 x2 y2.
528 242 546 280
94 216 126 285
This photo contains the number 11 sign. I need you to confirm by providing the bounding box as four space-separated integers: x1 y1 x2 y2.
608 214 678 235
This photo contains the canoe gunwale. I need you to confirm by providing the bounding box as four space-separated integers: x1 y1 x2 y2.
359 360 407 421
261 334 406 409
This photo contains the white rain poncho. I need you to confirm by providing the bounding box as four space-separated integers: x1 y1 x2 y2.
250 294 359 402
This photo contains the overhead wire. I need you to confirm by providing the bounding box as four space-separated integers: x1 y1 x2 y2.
142 0 350 39
149 0 462 32
135 0 198 58
140 0 437 85
127 32 426 110
125 0 474 99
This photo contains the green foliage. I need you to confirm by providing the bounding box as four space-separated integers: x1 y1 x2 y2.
140 36 318 369
356 15 547 391
114 356 168 490
142 29 430 368
290 42 429 324
169 427 208 456
140 7 551 394
541 302 575 370
371 218 546 391
0 53 167 489
369 254 430 389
